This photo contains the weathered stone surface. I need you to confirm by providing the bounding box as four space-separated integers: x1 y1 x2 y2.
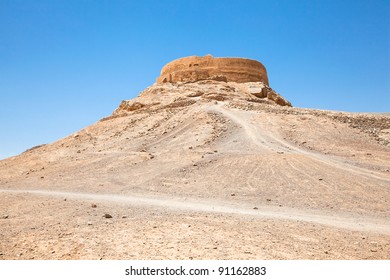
118 101 144 112
266 89 291 106
156 55 269 85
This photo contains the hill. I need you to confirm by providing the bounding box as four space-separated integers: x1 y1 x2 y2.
1 58 390 259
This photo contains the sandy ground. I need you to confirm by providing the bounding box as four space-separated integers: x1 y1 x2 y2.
1 81 389 259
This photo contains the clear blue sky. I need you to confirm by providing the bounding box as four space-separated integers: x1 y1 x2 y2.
1 0 389 159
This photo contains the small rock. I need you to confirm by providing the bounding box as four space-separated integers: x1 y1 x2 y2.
318 178 323 181
122 215 127 219
266 198 271 202
63 198 67 201
370 249 377 252
91 203 97 208
253 207 258 210
103 214 112 219
188 146 193 149
77 150 81 153
87 222 93 226
2 215 9 219
40 176 44 179
231 193 235 196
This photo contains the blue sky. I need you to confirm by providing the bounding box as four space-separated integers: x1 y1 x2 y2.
1 0 389 159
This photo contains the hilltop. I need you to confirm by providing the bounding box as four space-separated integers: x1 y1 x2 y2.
0 56 389 260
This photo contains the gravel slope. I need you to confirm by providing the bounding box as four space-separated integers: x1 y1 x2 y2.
1 81 389 259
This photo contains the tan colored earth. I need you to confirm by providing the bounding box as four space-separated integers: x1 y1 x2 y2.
1 78 390 260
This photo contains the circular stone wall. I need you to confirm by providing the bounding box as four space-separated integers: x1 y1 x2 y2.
156 55 269 85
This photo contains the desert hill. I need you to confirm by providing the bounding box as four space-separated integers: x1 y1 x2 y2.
1 56 390 260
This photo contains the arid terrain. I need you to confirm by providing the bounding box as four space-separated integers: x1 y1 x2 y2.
1 79 390 260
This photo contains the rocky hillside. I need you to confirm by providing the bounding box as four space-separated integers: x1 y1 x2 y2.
0 79 389 260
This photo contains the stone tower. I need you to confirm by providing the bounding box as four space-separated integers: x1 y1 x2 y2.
156 55 269 85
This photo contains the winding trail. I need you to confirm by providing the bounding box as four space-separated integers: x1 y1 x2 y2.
209 103 390 183
2 189 390 235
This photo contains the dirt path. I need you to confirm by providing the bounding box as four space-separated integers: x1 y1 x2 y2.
210 103 289 152
210 103 390 182
2 189 390 235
